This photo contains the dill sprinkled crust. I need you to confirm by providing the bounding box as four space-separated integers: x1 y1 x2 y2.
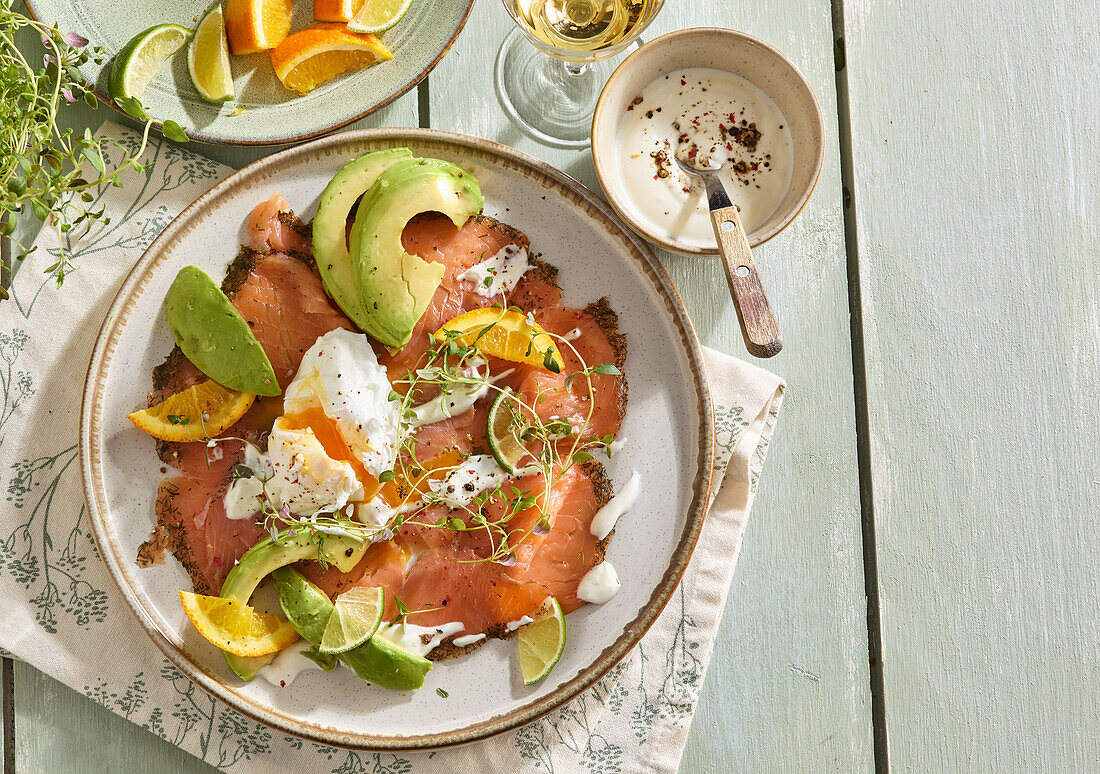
583 296 628 431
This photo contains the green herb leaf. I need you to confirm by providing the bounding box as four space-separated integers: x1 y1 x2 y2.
161 120 189 143
593 363 621 376
436 687 449 698
378 469 396 483
115 95 149 120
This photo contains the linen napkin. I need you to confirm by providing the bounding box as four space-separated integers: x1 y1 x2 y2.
0 123 784 774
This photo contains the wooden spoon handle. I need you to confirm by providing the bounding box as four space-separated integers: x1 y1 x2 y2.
711 205 783 358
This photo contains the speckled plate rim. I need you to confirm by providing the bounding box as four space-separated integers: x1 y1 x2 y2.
591 27 826 254
23 0 475 147
79 128 716 750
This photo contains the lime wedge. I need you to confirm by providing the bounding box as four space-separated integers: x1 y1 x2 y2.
108 24 191 101
319 586 385 655
518 597 565 685
347 0 414 33
189 5 235 102
487 388 527 475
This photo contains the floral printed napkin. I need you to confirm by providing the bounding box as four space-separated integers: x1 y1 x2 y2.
0 124 784 773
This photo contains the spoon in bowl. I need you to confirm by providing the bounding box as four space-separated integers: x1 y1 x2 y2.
673 155 782 358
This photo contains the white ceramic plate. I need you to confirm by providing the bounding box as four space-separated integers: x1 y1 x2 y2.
26 0 473 145
80 129 714 748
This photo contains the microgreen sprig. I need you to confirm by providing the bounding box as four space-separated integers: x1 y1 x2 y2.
382 311 621 565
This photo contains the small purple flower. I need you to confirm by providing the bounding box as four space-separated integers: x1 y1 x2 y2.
532 517 551 536
63 31 89 48
60 86 75 103
43 53 56 66
278 503 291 520
496 551 517 567
370 527 394 544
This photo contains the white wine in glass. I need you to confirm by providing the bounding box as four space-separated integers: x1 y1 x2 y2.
497 0 662 147
511 0 656 55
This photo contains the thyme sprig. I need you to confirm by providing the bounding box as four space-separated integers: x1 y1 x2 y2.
0 5 188 294
209 309 621 571
380 311 621 565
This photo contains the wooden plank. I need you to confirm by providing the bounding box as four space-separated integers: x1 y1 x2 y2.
3 659 11 774
842 0 1100 769
13 662 215 773
431 3 874 771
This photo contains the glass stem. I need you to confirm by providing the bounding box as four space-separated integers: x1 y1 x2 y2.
562 61 589 77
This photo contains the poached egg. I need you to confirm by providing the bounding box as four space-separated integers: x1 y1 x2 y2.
225 328 399 520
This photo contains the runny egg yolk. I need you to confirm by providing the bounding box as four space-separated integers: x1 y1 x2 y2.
275 410 464 510
279 404 382 501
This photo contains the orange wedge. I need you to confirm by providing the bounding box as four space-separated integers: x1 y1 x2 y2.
225 0 293 55
270 23 392 95
128 380 256 442
433 308 565 373
179 591 299 657
314 0 365 22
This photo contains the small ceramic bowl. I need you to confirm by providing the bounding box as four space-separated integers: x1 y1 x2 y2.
591 28 825 253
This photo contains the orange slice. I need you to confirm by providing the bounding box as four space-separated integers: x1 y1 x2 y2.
179 591 299 657
433 308 565 373
314 0 365 22
127 381 256 442
225 0 293 55
270 23 392 95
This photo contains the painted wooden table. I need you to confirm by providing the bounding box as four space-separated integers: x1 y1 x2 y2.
5 0 1097 771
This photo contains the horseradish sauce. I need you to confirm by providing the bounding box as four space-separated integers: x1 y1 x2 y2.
615 67 794 249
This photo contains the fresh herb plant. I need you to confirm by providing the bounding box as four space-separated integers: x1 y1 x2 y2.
0 3 187 294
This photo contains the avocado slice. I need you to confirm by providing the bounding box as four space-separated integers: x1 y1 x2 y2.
220 530 367 680
272 567 431 689
271 566 338 670
164 266 280 396
340 632 432 690
272 565 333 643
312 147 415 328
349 157 484 348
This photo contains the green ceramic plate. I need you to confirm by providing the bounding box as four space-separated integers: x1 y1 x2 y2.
26 0 474 146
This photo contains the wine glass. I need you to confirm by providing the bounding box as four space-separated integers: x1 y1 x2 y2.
496 0 664 148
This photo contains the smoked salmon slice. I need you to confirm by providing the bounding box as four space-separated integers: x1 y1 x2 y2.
140 194 628 652
140 195 354 593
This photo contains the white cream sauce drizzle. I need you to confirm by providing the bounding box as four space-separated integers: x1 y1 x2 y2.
374 621 465 657
457 244 531 298
452 632 487 647
578 561 621 604
590 470 641 540
428 454 541 510
606 435 627 457
259 640 325 687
